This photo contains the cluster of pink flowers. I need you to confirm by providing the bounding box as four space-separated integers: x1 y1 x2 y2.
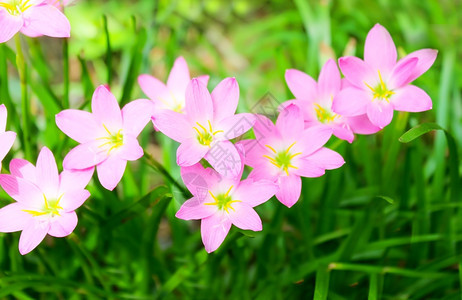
0 3 437 255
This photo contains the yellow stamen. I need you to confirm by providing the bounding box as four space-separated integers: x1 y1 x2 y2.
265 145 277 154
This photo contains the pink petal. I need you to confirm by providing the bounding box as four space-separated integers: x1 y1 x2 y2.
196 75 210 86
275 175 301 208
398 49 438 84
236 139 264 168
19 220 49 255
177 139 209 166
59 168 94 194
212 77 239 122
56 109 101 143
388 57 418 89
63 141 108 170
175 197 218 220
293 159 325 178
117 134 143 161
285 69 317 101
0 104 7 132
152 109 192 143
364 24 397 75
205 140 242 179
201 212 232 253
185 79 213 123
338 56 375 89
228 202 262 231
233 179 278 207
137 74 171 103
21 4 70 38
91 85 122 131
0 131 15 162
0 203 31 232
276 104 304 139
166 56 190 96
347 115 381 135
332 87 370 117
317 59 341 99
304 147 345 170
0 175 42 206
180 164 221 196
298 125 333 156
391 85 432 112
217 113 255 140
332 124 354 143
0 10 23 43
59 189 90 212
48 211 77 238
122 99 154 136
253 114 279 141
366 100 394 129
36 147 59 196
9 159 36 183
96 156 127 191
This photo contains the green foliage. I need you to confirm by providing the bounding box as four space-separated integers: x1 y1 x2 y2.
0 0 461 299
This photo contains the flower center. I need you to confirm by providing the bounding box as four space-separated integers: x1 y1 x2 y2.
263 142 301 176
23 194 64 217
364 70 395 101
97 124 124 154
205 186 241 213
314 103 338 123
0 0 32 15
193 120 223 147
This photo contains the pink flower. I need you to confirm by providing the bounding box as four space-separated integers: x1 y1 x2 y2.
0 104 16 169
176 162 278 253
240 104 344 208
56 85 154 190
138 56 209 113
0 0 71 43
333 24 438 128
0 147 93 255
282 59 380 143
153 77 256 179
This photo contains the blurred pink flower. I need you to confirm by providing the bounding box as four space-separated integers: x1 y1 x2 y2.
153 77 256 179
138 56 209 113
56 85 154 190
333 24 438 128
0 147 93 255
0 104 16 169
0 0 71 43
239 104 344 208
282 59 380 143
176 162 278 253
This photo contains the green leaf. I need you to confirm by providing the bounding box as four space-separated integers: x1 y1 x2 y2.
399 123 443 143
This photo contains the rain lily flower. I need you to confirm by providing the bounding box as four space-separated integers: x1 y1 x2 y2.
153 77 256 179
176 161 278 253
0 104 16 169
333 24 438 128
282 59 380 143
240 104 344 208
138 56 209 113
56 85 154 190
0 147 93 255
0 0 71 43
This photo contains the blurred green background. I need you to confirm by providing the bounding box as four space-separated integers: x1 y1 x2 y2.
0 0 461 299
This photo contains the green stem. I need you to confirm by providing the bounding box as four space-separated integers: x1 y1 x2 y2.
15 35 32 161
63 38 70 108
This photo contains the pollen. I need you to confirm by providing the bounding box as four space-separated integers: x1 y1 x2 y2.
263 142 301 176
314 102 339 123
205 186 241 213
193 120 223 147
97 124 124 154
23 194 64 217
364 70 395 102
0 0 33 16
